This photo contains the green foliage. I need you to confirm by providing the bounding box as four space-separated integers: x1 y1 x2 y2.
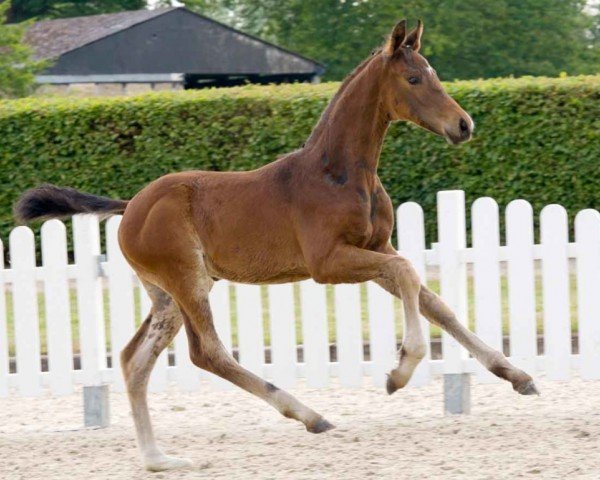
0 1 48 98
5 0 146 23
177 0 600 81
0 75 599 246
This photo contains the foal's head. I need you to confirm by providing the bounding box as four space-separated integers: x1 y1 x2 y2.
378 20 474 145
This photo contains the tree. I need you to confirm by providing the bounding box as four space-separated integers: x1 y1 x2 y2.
6 0 147 23
174 0 600 80
0 1 48 98
412 0 600 80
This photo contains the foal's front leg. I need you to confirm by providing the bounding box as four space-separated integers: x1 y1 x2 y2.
309 245 425 393
376 243 538 395
374 275 427 394
419 286 539 395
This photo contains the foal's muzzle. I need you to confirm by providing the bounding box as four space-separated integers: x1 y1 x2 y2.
445 116 474 145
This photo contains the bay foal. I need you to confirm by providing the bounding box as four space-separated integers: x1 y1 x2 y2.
16 20 538 471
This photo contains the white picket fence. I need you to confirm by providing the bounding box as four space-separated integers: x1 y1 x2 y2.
1 190 600 400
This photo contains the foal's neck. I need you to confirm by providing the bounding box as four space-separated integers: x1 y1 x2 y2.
308 56 390 175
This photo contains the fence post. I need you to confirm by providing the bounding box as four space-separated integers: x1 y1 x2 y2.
73 215 109 427
437 191 470 414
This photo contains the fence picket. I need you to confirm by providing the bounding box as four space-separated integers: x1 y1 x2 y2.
268 284 297 388
334 284 363 387
366 281 395 387
300 280 329 387
575 210 600 379
397 202 430 386
506 200 537 374
73 215 106 385
437 191 469 374
472 198 502 382
236 284 264 376
41 220 73 395
10 227 42 396
0 240 8 397
105 217 135 392
540 205 572 380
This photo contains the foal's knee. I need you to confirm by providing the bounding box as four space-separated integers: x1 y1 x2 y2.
394 257 421 293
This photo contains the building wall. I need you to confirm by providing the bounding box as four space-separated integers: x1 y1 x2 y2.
36 82 183 97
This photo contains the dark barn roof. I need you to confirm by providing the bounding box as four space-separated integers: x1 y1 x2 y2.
25 7 324 85
25 8 170 61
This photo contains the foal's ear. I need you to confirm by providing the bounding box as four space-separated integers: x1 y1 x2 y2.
402 20 424 52
384 19 407 55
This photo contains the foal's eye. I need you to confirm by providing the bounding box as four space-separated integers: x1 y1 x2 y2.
408 76 420 85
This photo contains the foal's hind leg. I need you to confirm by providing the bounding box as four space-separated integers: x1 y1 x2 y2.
121 281 191 472
165 261 334 434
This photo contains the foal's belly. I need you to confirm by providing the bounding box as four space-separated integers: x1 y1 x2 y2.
196 214 310 284
203 245 311 284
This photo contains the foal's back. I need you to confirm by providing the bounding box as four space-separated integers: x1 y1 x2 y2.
118 154 311 284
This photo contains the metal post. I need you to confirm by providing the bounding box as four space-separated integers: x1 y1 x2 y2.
444 373 471 414
84 384 110 428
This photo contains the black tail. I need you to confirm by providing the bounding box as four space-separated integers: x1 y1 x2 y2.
14 184 129 223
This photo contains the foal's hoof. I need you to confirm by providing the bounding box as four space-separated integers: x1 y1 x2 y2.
386 374 399 395
515 379 540 396
144 455 193 472
307 418 335 434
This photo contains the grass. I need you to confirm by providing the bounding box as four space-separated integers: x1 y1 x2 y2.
3 273 579 358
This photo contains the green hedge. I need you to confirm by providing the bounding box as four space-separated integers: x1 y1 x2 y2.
0 75 599 249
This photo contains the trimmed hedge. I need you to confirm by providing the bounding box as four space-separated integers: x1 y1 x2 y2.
0 75 599 247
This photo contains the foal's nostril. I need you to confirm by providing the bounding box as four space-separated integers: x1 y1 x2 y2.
459 118 469 134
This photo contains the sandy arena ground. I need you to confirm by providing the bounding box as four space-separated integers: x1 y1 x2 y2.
0 376 598 480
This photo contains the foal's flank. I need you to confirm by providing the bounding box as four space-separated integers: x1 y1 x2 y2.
14 20 537 472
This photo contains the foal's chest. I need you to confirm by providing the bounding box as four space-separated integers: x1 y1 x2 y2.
342 181 394 250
